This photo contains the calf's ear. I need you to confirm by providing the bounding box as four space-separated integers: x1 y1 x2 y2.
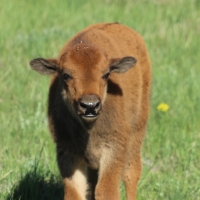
109 56 137 73
30 58 58 75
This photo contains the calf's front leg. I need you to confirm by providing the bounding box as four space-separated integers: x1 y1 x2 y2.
95 145 126 200
57 148 88 200
63 168 88 200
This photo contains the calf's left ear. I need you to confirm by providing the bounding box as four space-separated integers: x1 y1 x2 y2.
109 56 137 73
30 58 58 75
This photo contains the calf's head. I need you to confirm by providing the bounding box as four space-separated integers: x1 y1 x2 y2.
30 44 136 123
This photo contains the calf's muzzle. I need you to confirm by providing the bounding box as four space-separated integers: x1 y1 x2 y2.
78 95 101 120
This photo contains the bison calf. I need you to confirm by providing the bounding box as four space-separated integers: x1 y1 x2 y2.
30 23 151 200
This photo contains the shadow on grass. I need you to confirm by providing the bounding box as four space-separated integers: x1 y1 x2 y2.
6 166 63 200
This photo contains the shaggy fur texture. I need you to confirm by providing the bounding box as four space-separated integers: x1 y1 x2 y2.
30 22 151 200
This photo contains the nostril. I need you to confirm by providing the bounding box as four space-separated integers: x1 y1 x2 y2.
95 101 100 107
94 101 100 108
80 102 88 109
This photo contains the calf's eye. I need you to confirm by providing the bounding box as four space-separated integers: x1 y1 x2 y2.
102 72 110 80
63 73 71 81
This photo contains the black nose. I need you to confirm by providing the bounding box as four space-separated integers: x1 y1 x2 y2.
78 95 101 116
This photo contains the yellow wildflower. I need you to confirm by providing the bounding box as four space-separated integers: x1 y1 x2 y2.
157 103 169 112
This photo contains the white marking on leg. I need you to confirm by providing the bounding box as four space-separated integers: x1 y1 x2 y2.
71 169 88 200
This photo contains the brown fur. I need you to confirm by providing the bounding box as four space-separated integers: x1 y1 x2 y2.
30 23 151 200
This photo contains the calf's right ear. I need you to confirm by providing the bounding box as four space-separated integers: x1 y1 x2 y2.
109 56 137 74
30 58 58 75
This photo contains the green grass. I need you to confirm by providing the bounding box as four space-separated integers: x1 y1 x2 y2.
0 0 200 199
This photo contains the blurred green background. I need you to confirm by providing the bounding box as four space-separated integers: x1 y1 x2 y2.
0 0 200 199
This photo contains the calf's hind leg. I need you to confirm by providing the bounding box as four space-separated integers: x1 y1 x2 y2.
87 168 98 200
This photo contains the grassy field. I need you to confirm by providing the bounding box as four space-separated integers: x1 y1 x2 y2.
0 0 200 199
